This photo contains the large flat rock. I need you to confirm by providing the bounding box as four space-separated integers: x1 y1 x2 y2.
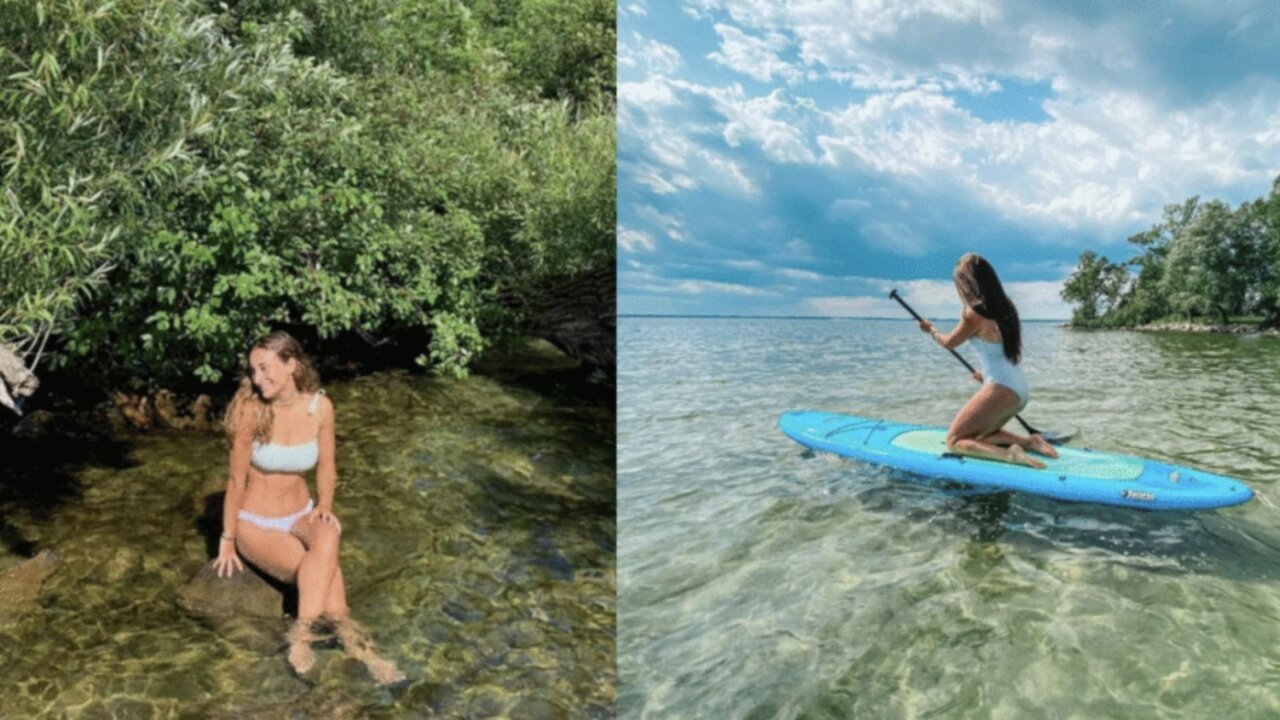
178 560 289 620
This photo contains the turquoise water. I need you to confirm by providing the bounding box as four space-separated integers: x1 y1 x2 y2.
618 317 1280 719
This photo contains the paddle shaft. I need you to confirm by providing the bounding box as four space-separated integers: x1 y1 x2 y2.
889 289 1041 437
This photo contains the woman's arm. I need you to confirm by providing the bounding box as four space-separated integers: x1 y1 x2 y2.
215 405 253 577
921 306 979 350
315 396 337 512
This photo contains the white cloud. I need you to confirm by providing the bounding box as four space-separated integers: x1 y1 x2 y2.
627 1 1280 239
708 23 802 83
618 226 657 253
698 150 760 195
673 279 771 295
784 238 815 260
804 295 900 317
861 221 932 256
621 76 766 198
1029 30 1072 52
828 66 1002 94
695 0 1000 68
626 162 695 195
879 278 961 313
620 77 682 108
1004 280 1071 320
620 265 776 297
804 277 1069 318
634 204 689 241
628 77 818 165
827 197 872 219
714 87 817 163
817 89 969 177
777 267 826 281
813 82 1280 229
620 34 682 75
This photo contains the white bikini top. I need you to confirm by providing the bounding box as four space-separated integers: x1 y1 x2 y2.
251 391 323 473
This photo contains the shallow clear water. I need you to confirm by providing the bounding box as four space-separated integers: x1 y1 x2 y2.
618 317 1280 719
0 359 615 718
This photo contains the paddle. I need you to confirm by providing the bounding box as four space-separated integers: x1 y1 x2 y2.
889 289 1073 445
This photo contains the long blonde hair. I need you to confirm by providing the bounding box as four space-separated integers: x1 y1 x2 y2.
223 331 321 441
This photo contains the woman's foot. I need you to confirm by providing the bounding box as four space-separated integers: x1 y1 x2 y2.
333 618 407 686
363 655 407 686
285 619 318 675
1028 434 1059 459
1007 445 1046 469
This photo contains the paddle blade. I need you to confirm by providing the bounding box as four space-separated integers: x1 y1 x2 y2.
1041 430 1075 446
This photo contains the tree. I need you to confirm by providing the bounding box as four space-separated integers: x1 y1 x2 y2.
1240 179 1280 327
1061 251 1127 325
1 0 616 396
1161 200 1243 324
0 0 224 395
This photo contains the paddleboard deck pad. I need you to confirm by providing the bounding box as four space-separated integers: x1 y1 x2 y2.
780 411 1253 511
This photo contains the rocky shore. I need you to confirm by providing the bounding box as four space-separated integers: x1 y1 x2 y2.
1065 321 1280 337
1133 322 1280 336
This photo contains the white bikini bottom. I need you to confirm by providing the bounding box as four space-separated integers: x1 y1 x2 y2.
237 499 314 533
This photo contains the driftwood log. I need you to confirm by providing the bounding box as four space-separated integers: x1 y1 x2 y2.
0 343 38 416
524 265 615 379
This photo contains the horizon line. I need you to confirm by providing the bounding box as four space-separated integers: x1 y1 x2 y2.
619 314 1070 321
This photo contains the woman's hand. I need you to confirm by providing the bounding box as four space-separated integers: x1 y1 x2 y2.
309 506 342 534
972 371 984 383
213 538 244 578
918 320 935 334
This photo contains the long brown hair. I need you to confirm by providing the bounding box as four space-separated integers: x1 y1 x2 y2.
954 253 1021 364
222 331 321 441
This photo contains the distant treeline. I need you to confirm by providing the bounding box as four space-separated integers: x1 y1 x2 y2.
1061 177 1280 328
0 0 615 392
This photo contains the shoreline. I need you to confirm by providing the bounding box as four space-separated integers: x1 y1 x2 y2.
1062 321 1280 337
1 338 607 439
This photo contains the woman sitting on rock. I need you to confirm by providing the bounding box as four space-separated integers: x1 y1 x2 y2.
213 330 403 684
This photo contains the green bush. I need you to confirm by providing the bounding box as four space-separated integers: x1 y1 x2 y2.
1 0 615 392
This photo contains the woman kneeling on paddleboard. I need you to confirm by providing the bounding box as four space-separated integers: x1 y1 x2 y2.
917 253 1059 469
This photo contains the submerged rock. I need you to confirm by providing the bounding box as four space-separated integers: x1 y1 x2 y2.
510 695 569 720
178 561 287 621
0 549 61 619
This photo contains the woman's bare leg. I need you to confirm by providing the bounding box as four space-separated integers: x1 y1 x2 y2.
286 517 404 685
288 518 342 621
234 521 305 583
323 567 349 621
947 385 1045 469
980 429 1059 458
332 616 407 685
234 521 316 673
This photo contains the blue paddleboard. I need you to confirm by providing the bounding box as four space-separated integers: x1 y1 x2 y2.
779 411 1253 511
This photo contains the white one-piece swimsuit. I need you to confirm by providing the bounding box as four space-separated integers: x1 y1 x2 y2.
970 337 1028 410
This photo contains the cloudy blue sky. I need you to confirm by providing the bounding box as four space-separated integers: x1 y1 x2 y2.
617 1 1280 319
